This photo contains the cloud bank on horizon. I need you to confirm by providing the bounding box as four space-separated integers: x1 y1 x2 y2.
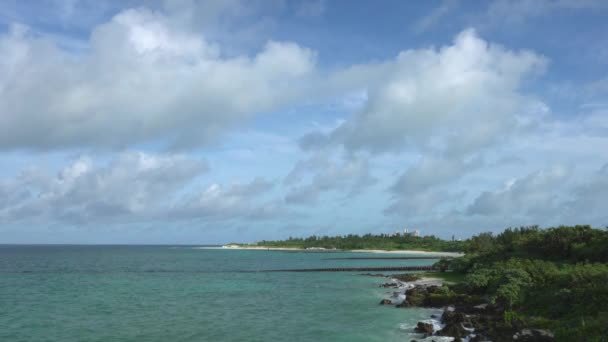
0 0 607 243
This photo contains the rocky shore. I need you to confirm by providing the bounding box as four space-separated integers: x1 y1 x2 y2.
369 274 555 342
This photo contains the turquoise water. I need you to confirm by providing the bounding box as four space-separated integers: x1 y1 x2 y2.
0 246 439 341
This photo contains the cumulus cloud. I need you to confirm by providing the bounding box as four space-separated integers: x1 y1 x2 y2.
284 153 377 205
466 166 571 217
304 29 546 155
0 152 207 223
391 157 482 194
296 29 547 218
172 177 284 220
387 191 466 219
0 152 287 224
1 2 606 241
565 164 608 223
0 8 316 150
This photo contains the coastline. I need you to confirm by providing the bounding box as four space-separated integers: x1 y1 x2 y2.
350 249 463 257
214 245 463 257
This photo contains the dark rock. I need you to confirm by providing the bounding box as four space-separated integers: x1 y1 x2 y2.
404 287 427 306
379 299 392 305
396 301 411 308
415 321 435 335
438 323 469 339
425 285 441 293
392 273 420 282
380 282 398 288
513 329 555 341
442 310 468 325
437 309 474 339
431 314 439 318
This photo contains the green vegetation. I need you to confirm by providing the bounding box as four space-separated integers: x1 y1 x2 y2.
438 225 608 341
256 225 608 340
255 233 464 252
419 271 467 283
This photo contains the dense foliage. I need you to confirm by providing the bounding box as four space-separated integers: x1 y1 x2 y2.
254 233 464 252
255 225 608 339
441 225 608 341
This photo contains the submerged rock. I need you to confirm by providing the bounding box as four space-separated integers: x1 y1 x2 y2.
379 299 392 305
360 273 386 277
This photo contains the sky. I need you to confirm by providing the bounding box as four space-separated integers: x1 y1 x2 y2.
0 0 607 244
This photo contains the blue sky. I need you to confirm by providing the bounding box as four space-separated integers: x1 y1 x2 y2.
0 0 607 244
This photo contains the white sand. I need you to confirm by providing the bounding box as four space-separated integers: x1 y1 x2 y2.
350 249 463 257
211 245 463 257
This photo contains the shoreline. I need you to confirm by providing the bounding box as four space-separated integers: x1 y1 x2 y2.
213 245 463 257
350 249 462 257
373 273 549 341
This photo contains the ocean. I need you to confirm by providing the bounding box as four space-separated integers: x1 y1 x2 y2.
0 245 441 341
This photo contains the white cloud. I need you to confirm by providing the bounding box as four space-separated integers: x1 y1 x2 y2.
391 156 482 194
1 3 607 241
466 165 571 217
0 152 208 223
0 152 292 224
565 164 608 223
284 153 377 205
385 189 465 217
296 29 548 219
0 8 317 150
307 29 546 155
173 178 286 220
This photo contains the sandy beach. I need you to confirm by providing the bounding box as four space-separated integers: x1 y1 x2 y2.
350 249 463 257
213 245 463 257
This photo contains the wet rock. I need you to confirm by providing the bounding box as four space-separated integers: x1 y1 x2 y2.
380 282 398 288
396 301 411 308
513 329 555 341
438 323 469 339
392 273 420 282
415 321 435 335
437 310 473 339
469 334 491 342
404 287 427 306
379 299 392 305
442 311 468 325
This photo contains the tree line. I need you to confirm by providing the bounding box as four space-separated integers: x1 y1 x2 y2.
255 232 464 251
436 225 608 340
